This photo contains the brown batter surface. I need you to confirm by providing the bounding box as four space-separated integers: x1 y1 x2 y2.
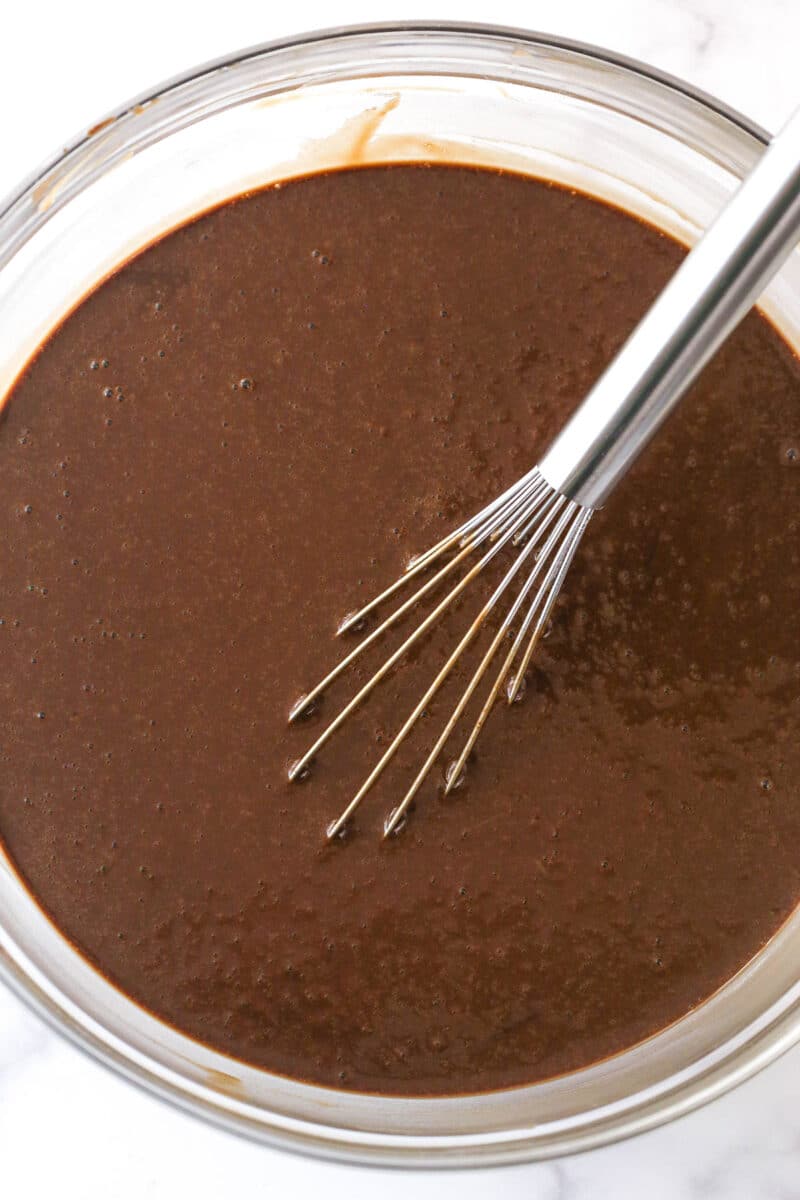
1 165 799 1095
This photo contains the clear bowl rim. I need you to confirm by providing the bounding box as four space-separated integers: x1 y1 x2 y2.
0 20 796 1169
0 19 773 227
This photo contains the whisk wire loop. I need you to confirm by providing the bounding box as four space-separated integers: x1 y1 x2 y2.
289 468 592 836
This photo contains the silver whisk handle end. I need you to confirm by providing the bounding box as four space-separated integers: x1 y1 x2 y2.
540 103 800 510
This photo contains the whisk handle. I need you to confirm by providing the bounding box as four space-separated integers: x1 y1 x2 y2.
539 104 800 508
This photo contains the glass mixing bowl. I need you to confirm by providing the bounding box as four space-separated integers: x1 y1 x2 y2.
1 22 799 1168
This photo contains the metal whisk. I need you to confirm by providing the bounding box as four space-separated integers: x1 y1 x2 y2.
289 105 800 839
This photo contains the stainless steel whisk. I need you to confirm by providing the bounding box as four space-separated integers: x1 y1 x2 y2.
289 105 800 839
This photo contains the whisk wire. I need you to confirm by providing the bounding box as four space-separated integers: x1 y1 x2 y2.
288 477 553 783
401 464 544 576
290 468 592 836
382 501 581 836
505 506 593 706
326 491 570 838
443 504 592 795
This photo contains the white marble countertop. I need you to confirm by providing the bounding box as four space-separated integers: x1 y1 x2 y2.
2 1 799 1195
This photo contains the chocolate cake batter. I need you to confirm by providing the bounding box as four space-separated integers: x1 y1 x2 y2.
1 165 799 1095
